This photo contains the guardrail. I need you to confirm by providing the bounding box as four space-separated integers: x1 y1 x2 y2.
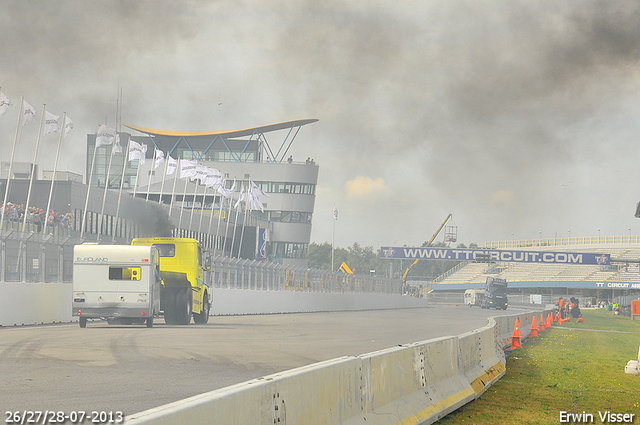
125 309 551 425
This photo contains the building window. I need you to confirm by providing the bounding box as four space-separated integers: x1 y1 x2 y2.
272 242 308 259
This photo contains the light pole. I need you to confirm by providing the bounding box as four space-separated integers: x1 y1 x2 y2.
598 228 601 243
511 232 514 247
539 230 542 246
568 229 571 245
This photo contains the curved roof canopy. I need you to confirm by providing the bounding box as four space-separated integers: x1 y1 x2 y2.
122 119 318 138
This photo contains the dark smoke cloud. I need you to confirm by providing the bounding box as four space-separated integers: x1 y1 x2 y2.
2 1 640 247
119 197 175 238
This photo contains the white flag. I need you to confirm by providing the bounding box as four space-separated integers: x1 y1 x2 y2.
111 134 122 155
204 168 223 188
63 116 74 136
0 91 12 116
251 181 269 198
234 184 246 209
128 140 147 164
250 191 265 212
217 179 235 198
95 125 116 147
166 156 177 175
193 164 208 182
154 149 165 169
249 181 267 212
22 100 36 126
180 159 197 179
43 110 60 135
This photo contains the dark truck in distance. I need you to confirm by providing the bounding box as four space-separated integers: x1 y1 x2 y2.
481 277 508 310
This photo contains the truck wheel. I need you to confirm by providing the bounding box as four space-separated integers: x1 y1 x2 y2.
193 291 210 324
175 287 192 325
79 317 87 328
163 287 177 325
146 316 154 328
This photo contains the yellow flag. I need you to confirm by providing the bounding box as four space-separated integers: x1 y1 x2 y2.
339 262 353 274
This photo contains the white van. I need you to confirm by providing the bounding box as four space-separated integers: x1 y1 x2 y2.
464 289 485 307
73 244 161 328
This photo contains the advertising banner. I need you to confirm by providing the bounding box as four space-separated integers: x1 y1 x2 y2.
257 228 267 259
379 246 610 266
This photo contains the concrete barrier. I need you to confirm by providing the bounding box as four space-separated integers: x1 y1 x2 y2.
0 283 428 326
212 288 429 315
0 282 73 326
124 309 554 425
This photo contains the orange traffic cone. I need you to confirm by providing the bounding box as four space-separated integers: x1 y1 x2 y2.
539 314 546 331
509 318 522 349
530 315 539 337
577 317 583 323
566 316 571 322
546 313 552 328
558 316 564 324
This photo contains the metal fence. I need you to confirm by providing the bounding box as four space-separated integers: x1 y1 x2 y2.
208 256 402 294
1 238 73 283
0 239 403 295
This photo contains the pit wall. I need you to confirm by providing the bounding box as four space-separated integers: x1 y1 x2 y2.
125 310 552 425
0 283 428 326
0 282 73 326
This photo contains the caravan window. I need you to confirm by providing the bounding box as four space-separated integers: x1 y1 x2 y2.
109 266 142 281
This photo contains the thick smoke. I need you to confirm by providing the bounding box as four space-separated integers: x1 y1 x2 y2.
119 196 175 238
3 1 640 247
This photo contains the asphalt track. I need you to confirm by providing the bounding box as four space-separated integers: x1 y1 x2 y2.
0 305 517 418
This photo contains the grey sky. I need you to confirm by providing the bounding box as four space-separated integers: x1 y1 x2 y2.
2 1 640 249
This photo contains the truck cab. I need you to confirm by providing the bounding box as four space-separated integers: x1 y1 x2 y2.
131 237 211 325
482 277 508 310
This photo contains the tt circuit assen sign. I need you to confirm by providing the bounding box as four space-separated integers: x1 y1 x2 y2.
379 247 610 266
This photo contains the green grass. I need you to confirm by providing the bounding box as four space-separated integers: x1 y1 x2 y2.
438 309 640 424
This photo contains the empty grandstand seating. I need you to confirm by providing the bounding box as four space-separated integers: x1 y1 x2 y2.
433 243 640 285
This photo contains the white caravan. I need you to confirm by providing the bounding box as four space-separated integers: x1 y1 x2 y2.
73 244 161 328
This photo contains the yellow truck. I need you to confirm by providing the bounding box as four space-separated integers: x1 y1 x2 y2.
131 237 212 325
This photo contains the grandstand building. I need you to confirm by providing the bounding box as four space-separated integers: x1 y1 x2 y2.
85 119 319 266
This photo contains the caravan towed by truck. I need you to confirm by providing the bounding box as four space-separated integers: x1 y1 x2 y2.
73 244 162 328
73 237 212 327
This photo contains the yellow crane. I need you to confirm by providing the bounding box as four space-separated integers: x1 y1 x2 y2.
401 213 454 291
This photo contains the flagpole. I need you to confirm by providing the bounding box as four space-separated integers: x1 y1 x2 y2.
145 148 157 202
217 193 231 255
168 158 179 217
238 181 252 259
158 154 168 206
97 141 116 242
0 97 24 235
132 157 142 200
221 179 235 257
188 179 200 233
81 130 103 240
198 185 207 236
332 207 336 271
22 104 46 235
229 202 239 258
112 138 130 243
208 188 219 252
208 186 218 234
230 185 243 258
178 177 189 234
43 112 66 236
